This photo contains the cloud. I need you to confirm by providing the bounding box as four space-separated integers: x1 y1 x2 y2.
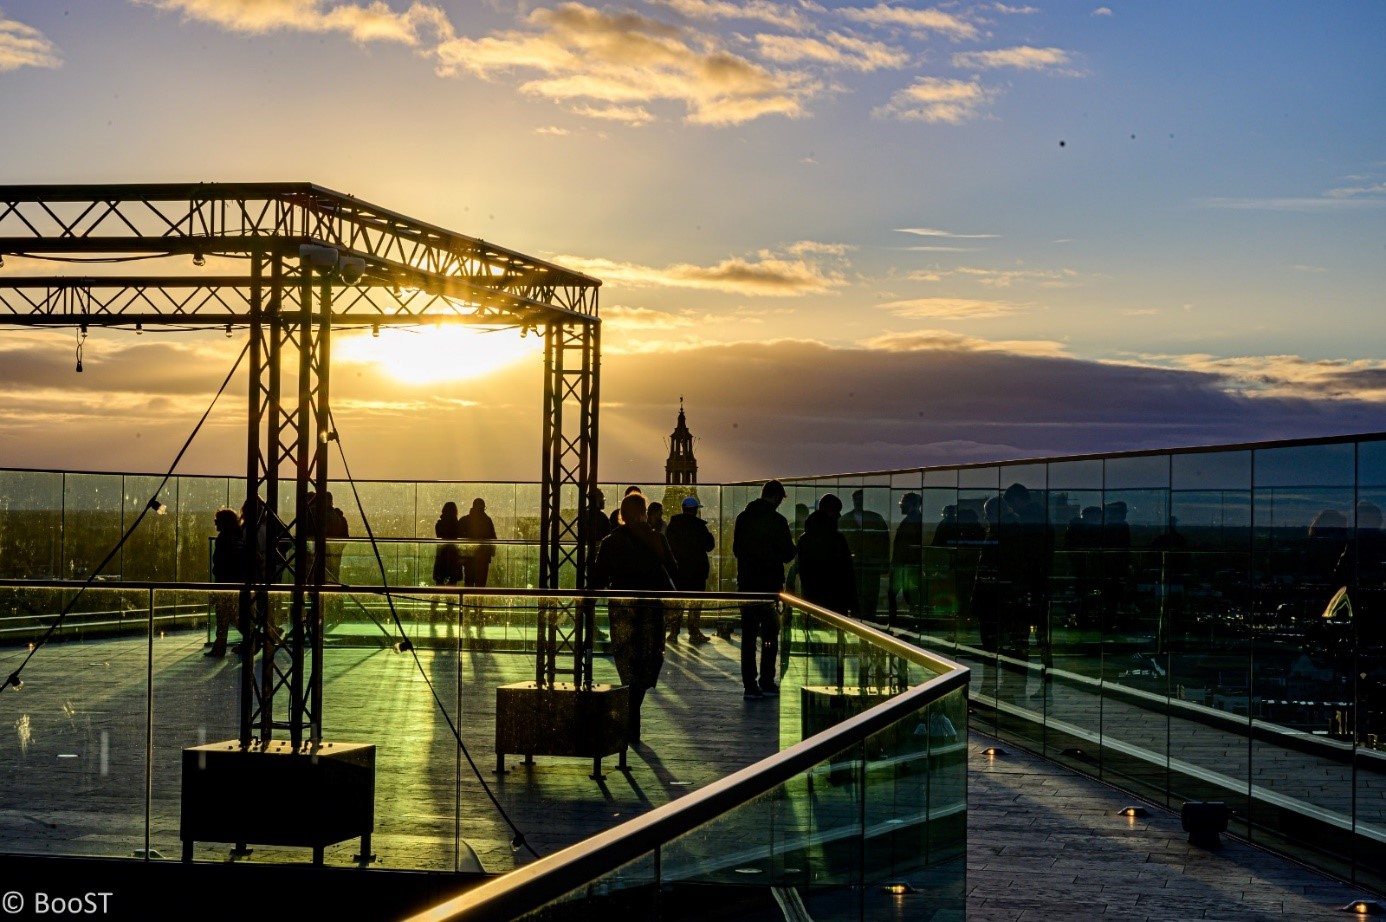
840 4 979 41
876 297 1026 320
992 3 1038 13
1134 352 1386 402
136 0 454 44
1203 195 1386 211
0 13 61 71
896 227 998 239
5 330 1385 483
601 305 696 331
556 249 848 295
861 328 1063 354
535 125 570 135
952 45 1073 72
648 0 808 30
1324 181 1386 199
951 266 1080 288
873 77 996 123
755 31 909 72
1092 7 1113 16
434 2 815 126
598 340 1386 480
569 103 655 124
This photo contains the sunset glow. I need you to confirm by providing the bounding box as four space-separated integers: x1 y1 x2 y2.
334 326 542 386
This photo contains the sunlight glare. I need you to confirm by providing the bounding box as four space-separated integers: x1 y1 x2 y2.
336 326 541 384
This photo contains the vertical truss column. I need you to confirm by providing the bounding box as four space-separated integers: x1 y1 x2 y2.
241 250 329 747
537 320 601 689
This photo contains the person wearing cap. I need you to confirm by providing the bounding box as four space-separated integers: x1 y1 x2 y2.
733 480 796 698
666 495 715 644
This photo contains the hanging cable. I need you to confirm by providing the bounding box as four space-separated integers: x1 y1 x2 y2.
2 340 250 695
328 407 541 860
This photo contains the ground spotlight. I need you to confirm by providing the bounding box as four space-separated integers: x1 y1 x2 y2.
883 882 916 895
192 250 206 267
1117 806 1149 818
1341 900 1385 915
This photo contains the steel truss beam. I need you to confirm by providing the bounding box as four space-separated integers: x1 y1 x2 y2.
0 183 602 746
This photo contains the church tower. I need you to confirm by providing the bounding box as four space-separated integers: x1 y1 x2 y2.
664 398 698 485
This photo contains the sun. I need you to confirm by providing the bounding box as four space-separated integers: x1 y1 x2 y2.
334 326 543 384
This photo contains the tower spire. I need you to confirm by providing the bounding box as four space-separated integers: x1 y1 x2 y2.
665 399 698 485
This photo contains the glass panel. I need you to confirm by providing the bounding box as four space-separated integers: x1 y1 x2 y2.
921 468 957 488
1254 442 1355 488
840 485 892 624
0 585 152 859
1048 458 1102 491
1172 449 1251 491
64 473 124 579
1104 454 1170 490
0 470 63 578
123 475 177 581
174 476 233 585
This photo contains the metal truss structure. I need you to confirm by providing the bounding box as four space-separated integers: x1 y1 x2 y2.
0 183 602 746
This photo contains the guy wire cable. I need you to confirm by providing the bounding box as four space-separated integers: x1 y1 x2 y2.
327 408 541 859
2 339 250 695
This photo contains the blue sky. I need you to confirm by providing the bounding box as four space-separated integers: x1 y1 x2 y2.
0 1 1383 481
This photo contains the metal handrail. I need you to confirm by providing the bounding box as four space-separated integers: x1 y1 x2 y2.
403 594 969 922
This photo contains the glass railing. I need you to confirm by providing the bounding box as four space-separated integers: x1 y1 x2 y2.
0 581 966 921
406 595 969 922
777 432 1386 892
4 430 1382 891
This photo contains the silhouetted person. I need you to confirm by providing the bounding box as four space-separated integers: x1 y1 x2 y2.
972 496 1018 655
432 501 463 627
840 489 890 622
733 480 796 698
593 492 678 743
1151 515 1189 653
1004 483 1052 688
319 491 350 626
585 488 613 565
887 491 924 630
234 496 288 655
795 494 857 616
786 502 811 594
205 508 244 658
611 485 643 527
1102 500 1132 632
936 504 985 629
666 496 714 644
461 497 497 588
1066 505 1104 630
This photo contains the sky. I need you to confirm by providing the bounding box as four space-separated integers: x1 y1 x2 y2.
0 0 1383 484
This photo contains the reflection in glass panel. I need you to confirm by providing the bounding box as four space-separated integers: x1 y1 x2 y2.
1104 454 1169 490
1254 442 1355 488
1048 458 1102 491
1172 449 1251 491
1359 438 1386 487
64 473 124 579
0 586 153 859
0 470 63 578
123 474 177 581
175 475 233 584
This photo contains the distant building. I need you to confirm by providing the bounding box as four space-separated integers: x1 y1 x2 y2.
664 399 698 485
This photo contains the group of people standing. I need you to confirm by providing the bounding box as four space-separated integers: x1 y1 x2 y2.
206 492 348 658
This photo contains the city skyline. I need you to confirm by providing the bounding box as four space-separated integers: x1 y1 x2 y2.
0 1 1383 482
